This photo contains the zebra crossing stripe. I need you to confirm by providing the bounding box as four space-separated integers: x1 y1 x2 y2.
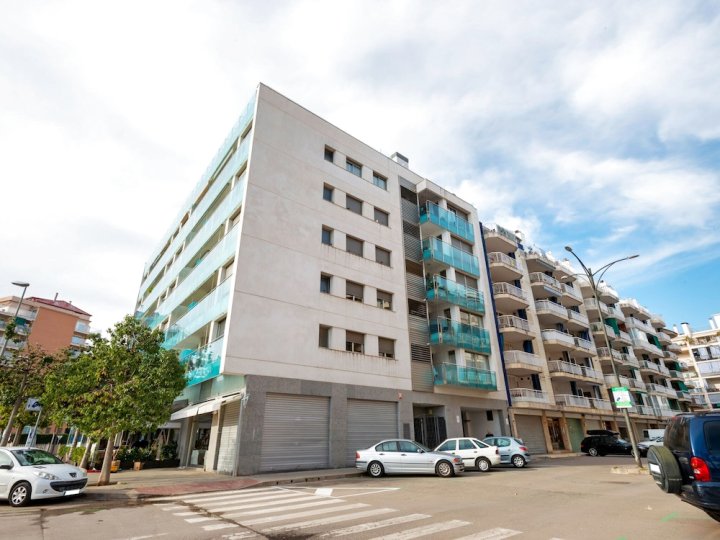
158 505 185 511
171 488 282 504
154 487 277 502
202 523 241 531
368 519 471 540
205 492 315 512
317 513 431 537
222 497 343 518
218 531 255 539
208 494 320 513
242 502 369 526
185 516 220 524
262 508 396 533
173 511 201 517
454 528 523 540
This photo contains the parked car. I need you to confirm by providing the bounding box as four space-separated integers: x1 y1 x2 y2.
637 436 664 457
647 412 720 522
581 433 635 457
482 436 531 468
0 447 88 507
434 438 501 472
355 439 464 478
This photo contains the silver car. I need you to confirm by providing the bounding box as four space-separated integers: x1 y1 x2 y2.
355 439 464 478
482 436 532 468
0 447 88 507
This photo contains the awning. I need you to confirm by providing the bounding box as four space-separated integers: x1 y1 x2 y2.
170 392 244 421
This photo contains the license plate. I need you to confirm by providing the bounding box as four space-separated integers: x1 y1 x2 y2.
65 489 80 496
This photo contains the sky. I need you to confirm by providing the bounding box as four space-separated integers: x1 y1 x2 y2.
1 1 718 335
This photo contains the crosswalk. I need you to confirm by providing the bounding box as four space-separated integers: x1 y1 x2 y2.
151 486 565 539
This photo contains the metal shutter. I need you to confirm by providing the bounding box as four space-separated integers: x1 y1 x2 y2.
216 400 241 474
585 419 602 432
346 400 398 465
566 418 583 452
514 415 547 454
260 394 329 472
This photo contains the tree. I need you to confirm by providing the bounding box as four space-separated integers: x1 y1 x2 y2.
44 316 186 485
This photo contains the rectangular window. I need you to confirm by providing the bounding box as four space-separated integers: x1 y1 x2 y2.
346 236 364 257
322 227 333 246
346 281 363 302
346 331 364 353
346 158 362 177
374 208 389 226
324 146 334 162
346 195 363 215
372 172 387 190
320 274 331 294
375 246 391 266
214 318 226 340
377 290 393 310
451 237 473 254
323 185 334 202
319 325 330 348
379 338 395 358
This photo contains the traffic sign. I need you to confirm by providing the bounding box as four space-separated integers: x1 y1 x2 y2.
611 387 632 408
25 398 42 412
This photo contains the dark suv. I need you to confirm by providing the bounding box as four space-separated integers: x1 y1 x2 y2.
648 412 720 522
581 430 634 457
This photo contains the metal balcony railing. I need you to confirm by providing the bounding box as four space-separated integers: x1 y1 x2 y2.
492 282 528 301
488 252 522 271
541 329 576 347
498 315 532 333
504 350 545 369
529 272 564 293
535 300 568 319
548 360 584 377
566 310 589 326
510 387 551 403
555 394 591 408
591 398 613 410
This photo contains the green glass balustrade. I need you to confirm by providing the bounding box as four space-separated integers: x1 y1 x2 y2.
426 275 484 314
179 338 223 387
429 317 491 354
419 202 474 243
421 237 480 277
433 362 497 390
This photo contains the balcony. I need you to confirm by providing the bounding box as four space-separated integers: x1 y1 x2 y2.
626 317 656 334
534 300 568 324
631 337 663 357
0 305 37 321
627 378 647 391
656 332 671 345
590 322 617 340
498 315 534 343
676 390 691 402
615 330 632 346
605 374 630 387
426 275 484 314
525 248 557 273
692 395 707 406
560 283 584 307
667 342 682 353
574 336 597 355
565 310 589 330
419 201 475 243
504 350 545 374
70 336 87 347
429 318 491 354
650 314 667 329
555 394 591 409
664 350 678 361
640 360 663 375
433 362 497 390
548 360 601 381
696 360 720 377
634 404 655 416
482 224 518 252
74 321 92 334
510 387 552 405
492 282 530 313
529 272 564 299
584 298 610 316
654 408 677 419
647 383 672 396
541 329 576 352
597 283 620 304
591 398 613 411
619 299 651 320
621 352 640 369
597 346 623 362
422 237 479 277
606 305 625 322
0 337 23 350
487 252 523 281
179 337 223 387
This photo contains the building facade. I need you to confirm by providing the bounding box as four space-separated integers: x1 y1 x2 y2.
672 316 720 410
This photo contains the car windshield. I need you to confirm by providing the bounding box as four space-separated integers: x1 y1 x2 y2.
11 449 63 466
616 438 629 444
415 443 431 452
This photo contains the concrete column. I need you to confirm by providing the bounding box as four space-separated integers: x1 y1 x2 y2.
206 409 222 472
365 287 377 308
328 327 345 351
541 411 553 454
444 405 464 438
365 335 379 357
559 415 572 451
329 385 347 468
331 277 345 299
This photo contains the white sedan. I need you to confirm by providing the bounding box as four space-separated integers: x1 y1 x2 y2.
435 437 501 472
0 447 88 507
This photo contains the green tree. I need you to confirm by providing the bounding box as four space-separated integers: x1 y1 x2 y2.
44 316 186 485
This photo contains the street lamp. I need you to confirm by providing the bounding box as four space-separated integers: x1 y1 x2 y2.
0 281 30 361
564 246 644 469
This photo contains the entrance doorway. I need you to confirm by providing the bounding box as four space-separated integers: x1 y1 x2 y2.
187 414 212 467
547 418 565 451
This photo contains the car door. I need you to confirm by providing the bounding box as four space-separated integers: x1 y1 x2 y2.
398 440 433 472
455 438 480 467
496 437 512 463
0 450 14 495
375 441 401 473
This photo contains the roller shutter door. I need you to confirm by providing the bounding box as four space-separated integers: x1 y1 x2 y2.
514 415 547 454
585 419 603 433
566 418 583 452
216 400 241 474
260 394 329 472
346 400 398 465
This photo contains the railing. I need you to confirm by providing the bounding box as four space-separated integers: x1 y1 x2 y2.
620 299 652 319
616 330 632 343
433 362 497 390
676 390 691 400
591 398 613 410
667 343 682 353
0 337 23 350
70 336 86 346
180 337 224 387
627 378 647 390
664 350 678 360
606 305 625 320
504 350 545 369
419 201 475 243
627 317 655 333
529 272 563 293
562 283 583 301
429 318 491 354
426 275 484 314
596 347 623 361
698 360 720 376
535 300 568 319
482 224 518 244
590 322 616 338
692 395 707 406
640 360 662 374
74 321 91 334
655 408 676 418
510 387 551 403
635 404 654 415
574 336 596 353
582 366 603 380
605 374 629 387
548 360 584 377
566 310 589 326
555 394 591 408
598 283 620 301
492 282 528 301
422 237 480 277
488 252 522 271
657 363 671 376
525 247 557 269
632 337 663 356
498 315 531 333
584 297 609 315
651 314 666 328
541 329 576 347
647 383 669 395
0 305 37 320
621 352 639 368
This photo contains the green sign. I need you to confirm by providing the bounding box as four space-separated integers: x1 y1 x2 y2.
611 387 632 408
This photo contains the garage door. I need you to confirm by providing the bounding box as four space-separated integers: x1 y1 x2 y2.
514 415 547 454
260 394 329 472
216 400 241 474
566 418 583 452
346 400 398 465
585 419 603 433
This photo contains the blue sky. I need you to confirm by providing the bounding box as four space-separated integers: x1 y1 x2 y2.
0 1 718 332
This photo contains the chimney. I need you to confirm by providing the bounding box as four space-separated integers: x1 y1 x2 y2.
713 314 720 330
711 318 718 331
391 152 409 168
54 292 58 301
673 324 679 334
681 322 692 336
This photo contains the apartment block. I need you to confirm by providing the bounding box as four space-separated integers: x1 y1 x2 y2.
672 316 720 410
136 84 507 475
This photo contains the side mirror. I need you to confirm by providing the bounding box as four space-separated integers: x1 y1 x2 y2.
0 464 12 470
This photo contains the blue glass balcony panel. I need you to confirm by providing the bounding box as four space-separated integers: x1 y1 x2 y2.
429 317 491 354
419 202 474 242
422 237 479 277
433 362 497 390
178 338 223 387
426 275 484 314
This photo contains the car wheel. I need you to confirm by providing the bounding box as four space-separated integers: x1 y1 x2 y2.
9 481 31 507
368 461 384 478
476 457 491 472
588 447 599 457
647 446 682 494
511 454 526 468
704 510 720 523
436 460 454 478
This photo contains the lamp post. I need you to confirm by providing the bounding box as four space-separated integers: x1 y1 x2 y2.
564 246 644 469
0 281 30 362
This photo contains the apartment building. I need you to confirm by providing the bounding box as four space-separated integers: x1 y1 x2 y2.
0 294 92 357
672 315 720 410
484 231 692 454
136 84 507 475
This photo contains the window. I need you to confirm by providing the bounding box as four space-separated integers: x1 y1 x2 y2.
214 318 226 340
372 172 387 190
320 274 331 294
376 441 399 452
379 338 395 358
452 237 473 254
346 236 364 257
322 227 333 246
319 325 330 348
346 331 364 353
374 208 389 226
436 440 455 452
346 281 363 302
377 290 393 310
398 440 421 453
375 247 391 266
346 158 362 177
346 195 363 215
324 146 334 162
472 439 489 448
323 185 334 202
459 439 475 451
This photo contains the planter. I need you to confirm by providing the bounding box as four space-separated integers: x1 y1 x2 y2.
133 461 144 471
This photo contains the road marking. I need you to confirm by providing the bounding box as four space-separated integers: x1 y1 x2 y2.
185 516 221 524
220 532 256 539
113 535 169 540
455 528 523 540
208 494 319 513
203 523 241 531
158 505 185 511
170 488 282 504
243 502 369 526
173 511 201 517
368 519 471 540
317 514 431 537
263 508 396 533
222 497 344 518
315 488 334 496
203 492 314 511
153 487 278 502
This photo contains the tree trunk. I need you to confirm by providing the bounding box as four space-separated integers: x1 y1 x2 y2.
79 438 92 469
97 436 115 486
65 428 79 463
0 372 28 445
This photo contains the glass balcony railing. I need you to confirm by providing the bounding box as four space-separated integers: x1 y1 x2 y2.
425 275 484 313
74 321 91 334
429 317 491 354
422 237 479 277
419 202 474 242
433 362 497 390
179 337 223 387
70 336 87 346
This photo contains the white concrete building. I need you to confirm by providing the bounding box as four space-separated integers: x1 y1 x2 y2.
673 316 720 410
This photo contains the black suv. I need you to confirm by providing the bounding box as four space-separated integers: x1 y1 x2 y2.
580 430 635 457
648 412 720 522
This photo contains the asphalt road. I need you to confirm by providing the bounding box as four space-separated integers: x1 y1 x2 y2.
2 456 720 540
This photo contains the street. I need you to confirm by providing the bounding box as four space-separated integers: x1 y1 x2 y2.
1 456 719 540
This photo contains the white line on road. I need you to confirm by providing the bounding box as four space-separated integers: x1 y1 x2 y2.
222 497 343 518
262 508 396 533
220 531 256 539
317 513 431 537
112 534 170 540
455 528 523 540
158 505 185 511
185 516 221 524
169 488 282 505
172 511 201 517
207 494 321 513
367 519 471 540
153 487 277 502
242 502 369 526
203 523 241 531
315 488 334 496
202 491 314 510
